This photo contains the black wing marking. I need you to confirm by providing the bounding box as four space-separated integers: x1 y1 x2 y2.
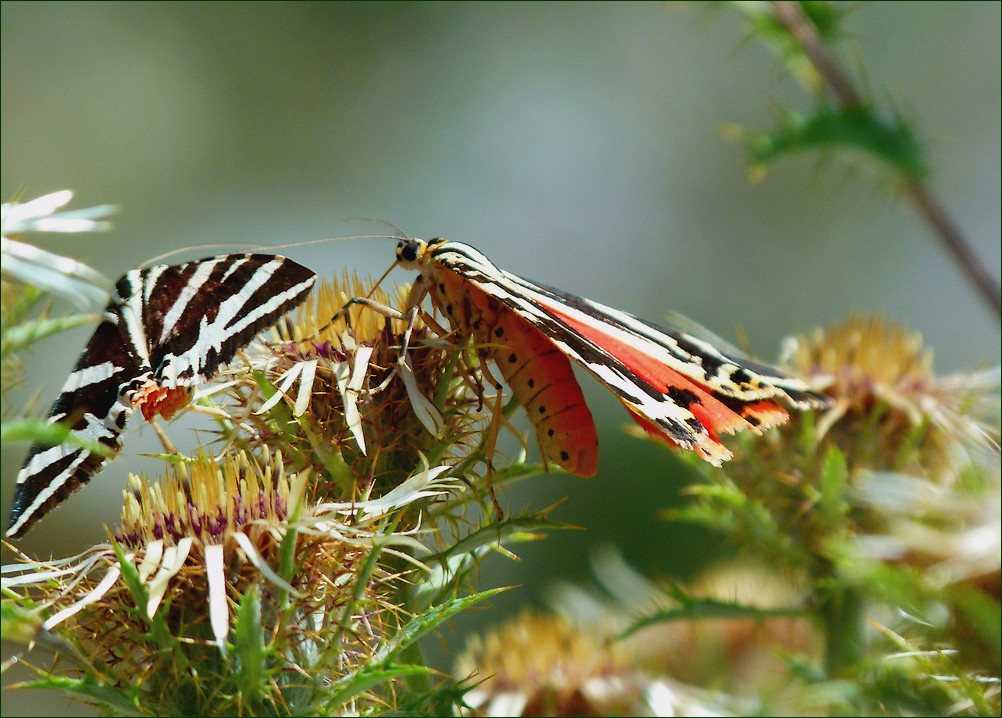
431 241 827 407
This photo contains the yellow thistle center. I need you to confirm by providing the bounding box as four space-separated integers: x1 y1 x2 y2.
116 449 295 548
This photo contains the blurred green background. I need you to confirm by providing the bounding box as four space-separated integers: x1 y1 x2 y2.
2 2 999 714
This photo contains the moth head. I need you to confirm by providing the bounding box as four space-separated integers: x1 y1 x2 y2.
395 237 448 268
395 237 425 267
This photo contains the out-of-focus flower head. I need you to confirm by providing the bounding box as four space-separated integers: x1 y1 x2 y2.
455 609 737 717
782 314 999 473
1 189 116 308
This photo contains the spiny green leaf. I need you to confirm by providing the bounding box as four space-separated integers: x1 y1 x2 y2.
424 515 580 564
325 664 435 711
232 588 268 703
727 0 847 91
621 596 804 639
744 105 927 181
728 1 844 45
111 540 149 613
1 599 43 647
0 283 46 327
371 588 507 667
1 312 99 358
110 541 185 665
818 445 849 526
12 674 142 716
392 674 482 717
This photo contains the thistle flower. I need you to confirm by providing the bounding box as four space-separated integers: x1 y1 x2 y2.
455 610 739 717
781 314 1000 473
783 317 999 615
667 314 1001 711
225 271 491 509
688 316 1001 572
2 449 454 715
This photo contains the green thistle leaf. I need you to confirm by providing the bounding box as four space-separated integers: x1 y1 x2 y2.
744 105 927 181
233 588 268 702
1 418 113 458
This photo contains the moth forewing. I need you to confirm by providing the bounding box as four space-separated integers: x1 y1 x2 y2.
6 253 316 538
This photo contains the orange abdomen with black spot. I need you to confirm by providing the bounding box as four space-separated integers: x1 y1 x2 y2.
434 269 598 476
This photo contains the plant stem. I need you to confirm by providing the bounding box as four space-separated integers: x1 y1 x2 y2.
904 181 1002 316
772 0 1001 318
772 1 861 109
821 584 864 677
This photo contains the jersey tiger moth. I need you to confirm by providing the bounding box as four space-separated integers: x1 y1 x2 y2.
392 237 831 476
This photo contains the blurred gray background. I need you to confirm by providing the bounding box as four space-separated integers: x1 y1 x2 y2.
2 2 999 714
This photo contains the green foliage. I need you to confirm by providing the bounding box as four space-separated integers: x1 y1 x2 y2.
640 318 1000 714
727 1 930 184
743 106 927 181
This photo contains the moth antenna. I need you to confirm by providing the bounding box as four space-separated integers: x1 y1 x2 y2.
141 232 405 268
248 233 403 252
341 216 410 239
142 243 250 268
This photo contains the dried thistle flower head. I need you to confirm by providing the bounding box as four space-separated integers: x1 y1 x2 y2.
227 271 489 508
782 314 999 472
3 449 407 715
455 611 731 717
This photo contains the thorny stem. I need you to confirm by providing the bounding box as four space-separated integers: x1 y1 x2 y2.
772 1 1001 318
772 1 862 109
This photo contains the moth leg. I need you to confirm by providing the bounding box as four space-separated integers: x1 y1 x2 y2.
149 416 180 456
481 386 506 521
367 304 420 395
318 296 410 396
322 296 411 335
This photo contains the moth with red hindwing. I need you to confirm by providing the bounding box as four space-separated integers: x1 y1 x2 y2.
6 253 316 538
390 237 831 476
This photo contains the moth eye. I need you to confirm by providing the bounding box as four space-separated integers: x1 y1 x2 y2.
397 239 421 263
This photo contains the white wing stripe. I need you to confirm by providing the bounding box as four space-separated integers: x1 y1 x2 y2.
156 264 315 387
120 270 151 364
61 361 121 392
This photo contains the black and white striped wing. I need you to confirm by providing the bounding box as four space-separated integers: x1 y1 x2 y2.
142 254 319 389
6 311 140 538
6 253 316 538
426 240 829 465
